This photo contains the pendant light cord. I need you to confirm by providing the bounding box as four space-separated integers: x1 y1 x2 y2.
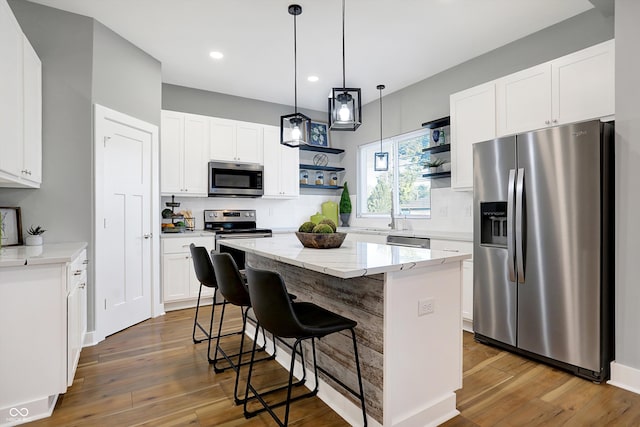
379 89 383 150
294 11 298 114
378 85 384 150
342 0 346 88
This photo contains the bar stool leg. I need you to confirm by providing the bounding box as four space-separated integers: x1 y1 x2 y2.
192 284 210 343
350 328 368 427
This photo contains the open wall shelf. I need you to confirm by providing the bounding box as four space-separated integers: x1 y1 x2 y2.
422 171 451 179
300 184 343 190
422 144 451 154
299 145 345 155
299 163 345 172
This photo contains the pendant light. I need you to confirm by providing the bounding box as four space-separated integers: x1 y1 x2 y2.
328 0 362 131
281 4 311 147
374 84 389 171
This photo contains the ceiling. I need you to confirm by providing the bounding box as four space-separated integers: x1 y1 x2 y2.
26 0 595 112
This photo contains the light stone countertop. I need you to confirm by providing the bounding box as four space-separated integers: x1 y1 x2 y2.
160 230 214 238
218 233 470 279
272 227 473 242
0 242 88 267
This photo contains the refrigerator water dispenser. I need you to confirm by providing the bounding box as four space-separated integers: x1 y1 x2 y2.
480 202 508 247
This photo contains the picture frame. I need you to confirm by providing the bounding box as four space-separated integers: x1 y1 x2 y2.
309 121 330 147
0 207 23 246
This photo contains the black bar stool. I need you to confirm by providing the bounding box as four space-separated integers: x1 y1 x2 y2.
189 244 242 364
211 253 305 403
244 266 367 427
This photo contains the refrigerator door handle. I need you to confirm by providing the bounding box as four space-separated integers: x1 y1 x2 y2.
515 167 525 283
507 169 516 282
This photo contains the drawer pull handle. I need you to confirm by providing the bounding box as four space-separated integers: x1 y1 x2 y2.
443 249 459 252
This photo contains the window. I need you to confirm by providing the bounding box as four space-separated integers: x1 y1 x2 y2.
358 128 431 218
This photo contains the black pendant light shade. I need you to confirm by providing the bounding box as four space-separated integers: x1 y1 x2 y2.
281 112 311 147
328 0 362 131
281 4 310 147
374 84 388 171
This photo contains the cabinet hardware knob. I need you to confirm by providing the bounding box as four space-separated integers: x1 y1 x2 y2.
144 233 153 239
74 270 82 276
552 119 558 123
79 283 86 289
83 259 89 264
545 120 550 125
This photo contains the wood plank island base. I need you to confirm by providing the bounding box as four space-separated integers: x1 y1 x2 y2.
219 233 471 426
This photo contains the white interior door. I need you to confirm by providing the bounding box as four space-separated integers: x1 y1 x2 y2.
94 105 161 340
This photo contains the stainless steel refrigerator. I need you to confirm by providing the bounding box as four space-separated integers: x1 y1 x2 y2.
472 119 614 382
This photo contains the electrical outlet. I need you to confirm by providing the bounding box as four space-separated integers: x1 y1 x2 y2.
418 298 435 316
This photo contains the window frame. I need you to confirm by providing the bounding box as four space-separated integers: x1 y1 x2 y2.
357 128 431 219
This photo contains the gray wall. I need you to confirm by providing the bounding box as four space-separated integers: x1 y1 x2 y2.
615 0 640 372
2 0 162 332
93 21 162 127
162 83 325 126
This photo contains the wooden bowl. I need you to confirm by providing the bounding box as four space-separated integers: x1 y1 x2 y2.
295 232 347 249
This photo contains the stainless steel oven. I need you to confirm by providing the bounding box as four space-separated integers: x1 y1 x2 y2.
204 209 272 269
208 161 263 197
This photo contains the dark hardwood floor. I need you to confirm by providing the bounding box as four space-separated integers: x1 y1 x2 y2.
25 307 640 426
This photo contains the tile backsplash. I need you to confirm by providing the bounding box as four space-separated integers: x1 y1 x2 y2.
163 187 472 233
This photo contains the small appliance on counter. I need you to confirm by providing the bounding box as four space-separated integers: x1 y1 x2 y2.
161 195 195 232
321 201 339 226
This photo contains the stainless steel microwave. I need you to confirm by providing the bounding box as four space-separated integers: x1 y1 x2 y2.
208 161 263 197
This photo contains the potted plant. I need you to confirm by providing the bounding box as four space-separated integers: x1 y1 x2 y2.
425 157 446 174
25 225 46 246
339 182 352 227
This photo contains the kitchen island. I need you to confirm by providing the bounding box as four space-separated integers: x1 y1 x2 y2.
219 234 471 427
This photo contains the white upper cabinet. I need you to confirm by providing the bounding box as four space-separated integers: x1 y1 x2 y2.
0 0 41 188
450 81 496 191
262 125 299 199
496 63 552 136
22 35 42 185
209 118 263 164
551 39 615 125
497 39 615 136
160 110 209 197
0 0 22 179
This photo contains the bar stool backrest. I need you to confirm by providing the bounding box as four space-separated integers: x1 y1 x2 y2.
189 243 217 289
245 266 307 339
211 253 251 307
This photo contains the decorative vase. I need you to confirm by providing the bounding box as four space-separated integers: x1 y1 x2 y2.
25 235 43 246
340 213 351 227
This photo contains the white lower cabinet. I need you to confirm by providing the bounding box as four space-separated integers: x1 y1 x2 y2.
162 235 215 304
430 239 473 330
345 233 388 244
0 245 87 421
67 249 87 386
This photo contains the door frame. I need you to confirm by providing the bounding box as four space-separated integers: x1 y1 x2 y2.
93 104 163 344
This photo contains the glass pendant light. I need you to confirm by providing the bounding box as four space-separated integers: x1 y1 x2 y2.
374 84 389 171
281 4 311 147
328 0 362 131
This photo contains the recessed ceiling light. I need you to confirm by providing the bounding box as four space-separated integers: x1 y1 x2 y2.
209 51 224 60
307 75 319 82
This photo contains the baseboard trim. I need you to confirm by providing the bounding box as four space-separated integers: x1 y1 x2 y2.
608 362 640 395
